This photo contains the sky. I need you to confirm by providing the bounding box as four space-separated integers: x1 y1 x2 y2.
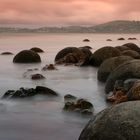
0 0 139 27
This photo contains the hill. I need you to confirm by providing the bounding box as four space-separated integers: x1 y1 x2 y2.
0 20 140 33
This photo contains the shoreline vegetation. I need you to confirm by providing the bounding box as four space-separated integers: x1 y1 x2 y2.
1 20 140 33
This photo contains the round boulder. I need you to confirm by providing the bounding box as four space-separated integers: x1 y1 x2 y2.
98 56 133 82
115 46 130 52
30 47 44 53
79 101 140 140
123 43 140 54
122 50 140 59
55 47 85 64
105 60 140 94
13 50 41 63
89 46 121 66
1 52 13 55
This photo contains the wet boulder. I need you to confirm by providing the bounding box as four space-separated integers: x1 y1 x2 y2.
13 50 41 63
79 101 140 140
122 50 140 59
31 74 45 80
128 37 137 40
1 52 13 55
30 47 44 53
79 46 92 50
98 56 133 82
118 37 125 40
115 46 130 52
123 43 140 54
83 39 90 42
105 60 140 94
55 47 85 64
2 86 58 99
89 46 121 66
42 64 57 71
35 86 58 96
106 39 112 41
63 98 93 116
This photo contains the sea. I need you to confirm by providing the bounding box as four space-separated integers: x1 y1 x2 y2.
0 33 139 140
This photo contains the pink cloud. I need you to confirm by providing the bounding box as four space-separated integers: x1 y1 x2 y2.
0 0 139 26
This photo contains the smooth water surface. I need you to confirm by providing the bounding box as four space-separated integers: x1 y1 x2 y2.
0 33 139 140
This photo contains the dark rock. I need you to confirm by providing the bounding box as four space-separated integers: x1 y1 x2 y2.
80 46 92 50
105 60 140 94
128 37 137 40
123 43 140 54
42 64 57 71
115 46 130 52
1 52 13 55
89 46 121 66
30 47 44 53
81 109 93 115
79 101 140 140
31 74 45 80
63 98 93 115
122 50 140 59
98 56 133 82
2 86 58 99
64 94 77 101
83 39 90 42
55 47 85 64
35 86 58 96
106 39 112 41
118 37 125 40
13 50 41 63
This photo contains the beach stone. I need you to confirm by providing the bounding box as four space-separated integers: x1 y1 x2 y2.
106 39 112 41
98 56 133 82
89 46 121 66
13 50 41 63
1 52 13 55
123 43 140 54
79 101 140 140
128 37 137 40
35 86 58 96
55 47 85 64
42 64 57 71
118 37 125 40
83 39 90 42
79 46 92 50
2 86 58 99
63 98 93 115
115 46 130 52
30 47 44 53
31 74 45 80
122 50 140 59
64 94 77 101
105 60 140 94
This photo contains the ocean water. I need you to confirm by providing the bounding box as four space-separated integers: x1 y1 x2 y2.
0 33 139 140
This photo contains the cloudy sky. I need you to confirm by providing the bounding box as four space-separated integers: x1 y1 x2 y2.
0 0 139 27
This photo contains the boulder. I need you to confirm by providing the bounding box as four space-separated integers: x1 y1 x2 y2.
31 74 45 80
79 46 92 50
13 50 41 63
128 37 137 40
106 39 112 41
89 46 121 66
30 47 44 53
2 86 58 99
118 37 125 40
83 39 90 42
42 64 57 71
98 56 133 82
55 47 85 64
122 50 140 59
115 46 130 52
105 60 140 94
123 43 140 54
35 86 58 96
79 101 140 140
1 52 13 55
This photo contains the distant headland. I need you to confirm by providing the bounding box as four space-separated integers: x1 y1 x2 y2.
1 20 140 33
